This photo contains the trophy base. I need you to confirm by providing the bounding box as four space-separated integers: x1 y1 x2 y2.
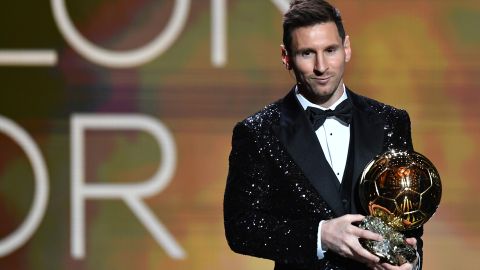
359 216 417 266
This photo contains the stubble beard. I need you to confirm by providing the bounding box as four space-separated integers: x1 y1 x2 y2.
297 75 343 107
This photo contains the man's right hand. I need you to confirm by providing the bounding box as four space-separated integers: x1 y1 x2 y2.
321 214 382 265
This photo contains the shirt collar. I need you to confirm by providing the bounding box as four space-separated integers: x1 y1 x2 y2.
295 84 348 111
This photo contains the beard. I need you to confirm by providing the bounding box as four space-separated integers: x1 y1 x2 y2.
295 72 343 106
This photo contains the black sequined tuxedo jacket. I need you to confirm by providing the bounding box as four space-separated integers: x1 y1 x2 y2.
224 87 423 270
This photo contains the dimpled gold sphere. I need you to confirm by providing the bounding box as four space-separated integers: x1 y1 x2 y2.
359 149 442 231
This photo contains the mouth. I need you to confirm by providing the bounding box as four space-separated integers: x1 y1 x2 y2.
311 76 332 84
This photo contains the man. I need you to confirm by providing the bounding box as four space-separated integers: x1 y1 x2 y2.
223 1 422 269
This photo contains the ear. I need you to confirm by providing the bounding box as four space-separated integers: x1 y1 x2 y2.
343 35 352 63
280 44 292 70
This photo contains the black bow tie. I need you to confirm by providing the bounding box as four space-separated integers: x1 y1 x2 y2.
305 99 352 130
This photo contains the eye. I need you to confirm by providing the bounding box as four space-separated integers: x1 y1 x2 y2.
300 50 314 58
326 46 338 54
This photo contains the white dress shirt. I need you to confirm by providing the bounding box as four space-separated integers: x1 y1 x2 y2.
295 85 350 259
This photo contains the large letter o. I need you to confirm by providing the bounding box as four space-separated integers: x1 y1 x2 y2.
51 0 190 68
0 116 49 257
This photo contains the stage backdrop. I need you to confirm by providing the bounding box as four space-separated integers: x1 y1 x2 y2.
0 0 479 269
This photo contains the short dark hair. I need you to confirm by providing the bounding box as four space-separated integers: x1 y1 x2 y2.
282 0 346 54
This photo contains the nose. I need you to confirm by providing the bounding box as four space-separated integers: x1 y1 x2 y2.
314 54 328 74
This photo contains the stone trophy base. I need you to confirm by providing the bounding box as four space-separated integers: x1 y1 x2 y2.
359 216 417 266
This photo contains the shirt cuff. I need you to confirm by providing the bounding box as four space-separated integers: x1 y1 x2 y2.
415 251 422 270
317 220 328 259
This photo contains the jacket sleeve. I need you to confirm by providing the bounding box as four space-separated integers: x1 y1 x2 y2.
397 110 424 269
223 122 321 266
401 110 414 152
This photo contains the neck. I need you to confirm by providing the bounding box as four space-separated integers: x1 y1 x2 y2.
298 83 345 108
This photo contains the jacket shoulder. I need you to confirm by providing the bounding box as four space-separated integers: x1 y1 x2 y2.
353 92 407 116
237 100 282 132
351 91 413 150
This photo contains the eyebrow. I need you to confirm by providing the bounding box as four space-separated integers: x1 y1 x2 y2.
325 44 341 50
295 43 341 53
295 48 315 53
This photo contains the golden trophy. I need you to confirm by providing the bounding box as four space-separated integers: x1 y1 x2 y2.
358 149 442 265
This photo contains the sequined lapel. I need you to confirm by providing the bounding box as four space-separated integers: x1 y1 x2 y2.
347 89 385 190
272 89 346 216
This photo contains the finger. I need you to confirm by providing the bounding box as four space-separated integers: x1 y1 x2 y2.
344 214 366 223
381 262 413 270
399 264 413 270
405 237 417 248
353 242 381 264
352 226 383 241
380 262 397 270
397 262 415 270
360 252 381 265
370 263 387 270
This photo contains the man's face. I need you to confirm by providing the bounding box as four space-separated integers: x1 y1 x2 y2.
289 22 351 106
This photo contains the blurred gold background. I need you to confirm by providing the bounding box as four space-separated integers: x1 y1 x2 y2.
0 0 478 269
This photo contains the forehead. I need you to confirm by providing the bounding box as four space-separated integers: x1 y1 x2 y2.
290 22 342 50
